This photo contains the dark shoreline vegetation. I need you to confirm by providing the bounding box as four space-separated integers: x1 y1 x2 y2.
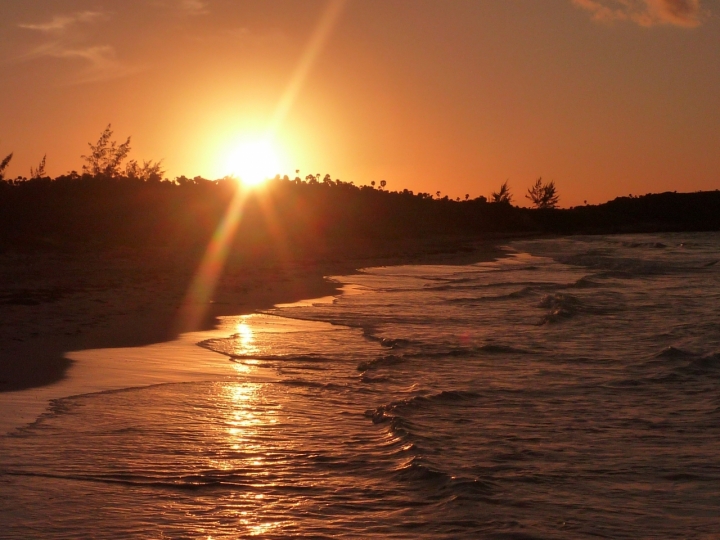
1 171 720 254
2 126 717 254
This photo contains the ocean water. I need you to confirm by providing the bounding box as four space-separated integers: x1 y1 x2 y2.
1 232 720 539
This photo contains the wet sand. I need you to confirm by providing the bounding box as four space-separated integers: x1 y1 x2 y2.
0 236 506 394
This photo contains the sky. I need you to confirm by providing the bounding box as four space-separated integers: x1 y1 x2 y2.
1 0 718 206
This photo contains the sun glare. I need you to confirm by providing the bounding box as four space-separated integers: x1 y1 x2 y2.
225 139 283 187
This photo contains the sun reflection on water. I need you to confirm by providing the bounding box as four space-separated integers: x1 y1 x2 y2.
214 380 291 535
247 520 282 536
222 382 281 456
229 319 261 374
236 322 256 353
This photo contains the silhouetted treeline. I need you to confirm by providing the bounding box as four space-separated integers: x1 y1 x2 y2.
528 191 720 234
1 173 719 254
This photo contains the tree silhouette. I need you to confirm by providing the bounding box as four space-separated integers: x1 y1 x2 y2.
81 124 131 177
0 152 12 181
30 154 47 179
3 161 720 253
491 181 512 204
125 159 164 182
526 177 559 209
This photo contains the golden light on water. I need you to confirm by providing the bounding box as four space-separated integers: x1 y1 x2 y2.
225 383 264 451
235 322 256 354
225 138 284 187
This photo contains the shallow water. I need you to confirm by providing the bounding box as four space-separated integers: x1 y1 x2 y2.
2 232 720 538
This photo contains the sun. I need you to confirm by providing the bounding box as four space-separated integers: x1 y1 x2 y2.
225 138 283 187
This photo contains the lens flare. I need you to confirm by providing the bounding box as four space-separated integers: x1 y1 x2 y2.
177 0 347 334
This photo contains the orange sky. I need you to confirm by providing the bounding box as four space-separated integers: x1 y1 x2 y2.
1 0 718 206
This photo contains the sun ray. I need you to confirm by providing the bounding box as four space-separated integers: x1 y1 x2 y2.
251 183 295 269
269 0 347 132
176 186 249 333
177 0 347 333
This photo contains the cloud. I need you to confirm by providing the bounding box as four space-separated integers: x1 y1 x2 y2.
149 0 209 16
179 0 209 15
18 11 106 33
17 42 141 84
572 0 704 27
15 11 139 84
46 45 132 81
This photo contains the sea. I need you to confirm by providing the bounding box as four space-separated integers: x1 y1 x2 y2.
1 232 719 539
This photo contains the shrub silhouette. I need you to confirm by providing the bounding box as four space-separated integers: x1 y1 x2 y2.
0 152 12 181
30 155 47 179
526 177 559 209
491 181 512 204
81 124 132 177
125 159 165 182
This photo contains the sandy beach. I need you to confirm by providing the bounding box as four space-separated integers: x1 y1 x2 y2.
0 235 505 395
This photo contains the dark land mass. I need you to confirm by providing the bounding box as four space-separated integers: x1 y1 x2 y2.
2 175 719 252
1 172 719 392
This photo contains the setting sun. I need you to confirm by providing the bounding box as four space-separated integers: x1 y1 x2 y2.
225 139 284 187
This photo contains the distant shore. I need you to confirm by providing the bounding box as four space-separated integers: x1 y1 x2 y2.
0 235 506 393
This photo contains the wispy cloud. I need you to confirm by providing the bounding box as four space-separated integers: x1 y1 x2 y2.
17 42 141 84
149 0 210 16
18 11 106 33
179 0 210 15
572 0 705 27
16 11 138 84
